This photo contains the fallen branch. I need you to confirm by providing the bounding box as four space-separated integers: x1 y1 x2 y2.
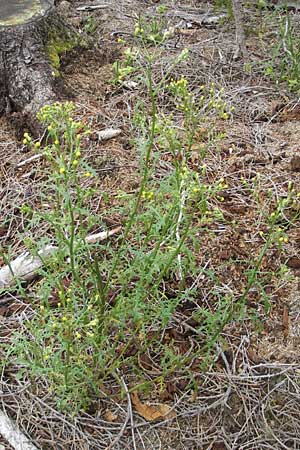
167 10 227 27
16 153 43 168
0 409 39 450
77 4 109 11
0 227 121 289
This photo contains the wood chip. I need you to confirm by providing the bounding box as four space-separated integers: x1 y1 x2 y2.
96 128 122 141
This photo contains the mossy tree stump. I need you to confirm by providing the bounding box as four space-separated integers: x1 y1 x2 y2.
0 0 78 132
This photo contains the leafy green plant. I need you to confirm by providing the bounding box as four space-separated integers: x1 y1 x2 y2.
133 6 173 46
113 47 137 84
214 0 233 18
83 15 98 35
4 15 291 413
267 10 300 92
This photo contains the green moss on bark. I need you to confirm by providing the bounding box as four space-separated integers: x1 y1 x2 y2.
46 37 77 76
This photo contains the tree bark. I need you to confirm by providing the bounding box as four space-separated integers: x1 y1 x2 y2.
0 0 78 133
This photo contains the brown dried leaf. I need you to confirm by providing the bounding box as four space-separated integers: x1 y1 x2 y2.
104 409 118 423
131 392 176 422
287 257 300 269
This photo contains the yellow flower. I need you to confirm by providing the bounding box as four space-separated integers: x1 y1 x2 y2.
62 316 68 322
147 192 154 200
54 139 59 145
73 160 78 167
59 167 65 174
35 142 41 148
48 125 52 131
75 150 81 157
75 332 82 339
23 139 27 145
89 318 98 327
85 171 91 177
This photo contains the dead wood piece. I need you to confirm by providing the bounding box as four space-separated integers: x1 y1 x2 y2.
97 128 122 141
0 227 121 289
85 226 122 244
77 4 109 12
167 10 227 27
0 245 57 288
0 409 39 450
16 153 44 168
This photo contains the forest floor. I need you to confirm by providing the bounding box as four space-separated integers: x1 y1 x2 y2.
1 0 300 449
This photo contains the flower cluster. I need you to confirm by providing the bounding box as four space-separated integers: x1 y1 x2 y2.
141 190 154 200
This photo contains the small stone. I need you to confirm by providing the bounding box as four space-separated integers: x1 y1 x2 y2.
291 154 300 172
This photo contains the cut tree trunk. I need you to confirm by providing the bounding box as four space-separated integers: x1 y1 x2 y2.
0 0 79 133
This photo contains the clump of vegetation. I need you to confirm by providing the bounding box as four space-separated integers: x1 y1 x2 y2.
265 8 300 92
2 6 299 415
